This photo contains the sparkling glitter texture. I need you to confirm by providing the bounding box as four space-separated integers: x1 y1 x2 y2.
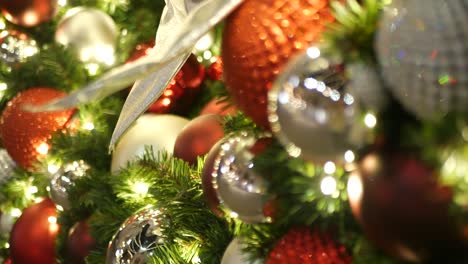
269 47 368 164
0 88 76 169
0 30 38 65
222 0 334 129
266 227 352 264
375 0 468 120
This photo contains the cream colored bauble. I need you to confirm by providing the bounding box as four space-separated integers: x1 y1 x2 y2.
221 238 262 264
111 114 189 173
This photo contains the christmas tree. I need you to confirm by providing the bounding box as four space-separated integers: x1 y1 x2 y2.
0 0 466 263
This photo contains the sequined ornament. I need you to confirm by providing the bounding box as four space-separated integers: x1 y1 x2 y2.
375 0 468 120
0 88 76 169
347 151 467 263
222 0 334 129
268 46 368 164
111 114 189 173
106 207 169 264
266 227 351 264
49 160 89 210
0 0 57 27
10 198 59 264
0 30 38 65
0 149 15 185
55 7 118 64
127 42 205 114
203 133 271 223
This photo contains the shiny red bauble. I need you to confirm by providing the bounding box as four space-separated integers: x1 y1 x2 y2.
347 152 466 262
222 0 334 129
199 98 237 116
0 88 76 169
67 220 96 264
10 198 59 264
0 0 57 27
173 114 224 166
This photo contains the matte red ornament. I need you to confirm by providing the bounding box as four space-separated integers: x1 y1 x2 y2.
199 98 238 116
0 0 57 27
67 220 95 264
10 198 59 264
173 114 224 166
127 42 205 114
0 88 76 169
267 227 352 264
222 0 334 129
206 57 223 81
347 152 467 262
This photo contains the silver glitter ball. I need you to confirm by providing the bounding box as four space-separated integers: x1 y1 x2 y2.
375 0 468 120
55 7 118 64
0 30 38 65
268 46 367 164
0 149 15 184
212 133 270 223
49 160 89 210
106 207 168 264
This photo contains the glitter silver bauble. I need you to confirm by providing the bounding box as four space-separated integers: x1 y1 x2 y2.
55 7 118 64
375 0 468 120
49 160 89 210
268 46 367 164
212 133 270 223
0 30 38 65
0 149 15 184
106 207 168 264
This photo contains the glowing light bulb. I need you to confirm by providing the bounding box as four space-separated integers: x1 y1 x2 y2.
364 113 377 128
344 150 355 163
320 176 337 196
36 142 50 155
323 161 336 174
132 181 149 196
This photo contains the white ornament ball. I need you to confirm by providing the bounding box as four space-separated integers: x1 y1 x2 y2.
111 114 189 173
55 7 118 64
221 238 262 264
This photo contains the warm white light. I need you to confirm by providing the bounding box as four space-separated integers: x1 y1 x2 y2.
26 186 38 196
83 122 95 130
344 150 355 163
320 176 337 196
203 50 213 60
307 46 321 59
323 161 336 174
194 32 214 52
132 181 149 196
364 113 377 128
36 142 50 155
4 242 9 249
0 19 6 30
85 63 100 76
23 44 39 57
48 216 59 233
10 208 22 217
48 216 57 224
48 163 60 174
229 211 239 219
0 83 7 91
58 0 67 6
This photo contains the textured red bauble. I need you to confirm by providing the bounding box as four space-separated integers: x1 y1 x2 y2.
222 0 334 129
0 88 76 169
0 0 57 27
267 227 352 264
67 220 96 264
206 57 223 81
10 198 59 264
199 98 238 116
173 114 224 166
127 42 205 114
347 152 466 262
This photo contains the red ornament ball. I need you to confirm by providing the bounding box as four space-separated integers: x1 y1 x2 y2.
347 152 466 262
10 198 59 264
267 227 352 264
199 98 238 116
0 88 76 169
222 0 334 129
67 220 95 264
127 42 205 114
0 0 57 27
206 57 223 81
173 114 225 166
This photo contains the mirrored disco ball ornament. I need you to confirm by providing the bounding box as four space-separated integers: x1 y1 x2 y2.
106 207 168 264
49 160 89 210
0 30 38 65
268 46 367 164
375 0 468 120
212 133 270 223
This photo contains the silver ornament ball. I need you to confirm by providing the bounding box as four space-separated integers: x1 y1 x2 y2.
375 0 468 120
0 148 15 184
55 7 118 64
49 160 89 210
106 207 168 264
268 46 368 164
212 133 270 223
0 30 38 65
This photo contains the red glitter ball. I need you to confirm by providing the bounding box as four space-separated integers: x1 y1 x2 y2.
222 0 334 129
266 227 352 264
0 88 76 169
